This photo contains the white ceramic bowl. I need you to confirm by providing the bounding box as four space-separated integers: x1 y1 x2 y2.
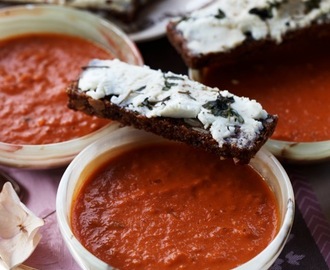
56 127 295 270
0 5 143 169
189 69 330 163
265 139 330 164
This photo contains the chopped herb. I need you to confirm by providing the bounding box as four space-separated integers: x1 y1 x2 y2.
163 81 177 91
202 94 244 124
178 90 196 100
82 65 109 70
228 109 245 124
139 96 171 109
249 1 283 21
165 75 185 81
243 30 253 40
139 97 153 110
177 15 189 23
215 9 226 19
305 0 321 12
135 85 146 92
249 6 273 20
161 96 171 105
162 73 184 91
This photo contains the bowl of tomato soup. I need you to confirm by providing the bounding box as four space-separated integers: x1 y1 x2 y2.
0 5 143 169
56 127 294 270
188 34 330 163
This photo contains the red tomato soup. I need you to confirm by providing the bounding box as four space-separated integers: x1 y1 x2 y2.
199 37 330 142
0 33 111 145
71 142 279 270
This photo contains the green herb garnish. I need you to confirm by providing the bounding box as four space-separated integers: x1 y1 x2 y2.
248 1 284 21
161 96 171 105
215 9 226 19
202 95 244 124
81 65 109 70
177 15 189 23
166 75 185 81
163 81 177 91
139 97 153 110
249 6 273 20
162 74 184 91
139 96 171 109
178 90 196 100
135 85 146 92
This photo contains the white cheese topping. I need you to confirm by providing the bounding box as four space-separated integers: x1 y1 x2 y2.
174 0 330 55
78 59 269 148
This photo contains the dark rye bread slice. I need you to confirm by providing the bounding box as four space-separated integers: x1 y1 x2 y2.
167 21 330 69
166 1 330 69
67 60 278 164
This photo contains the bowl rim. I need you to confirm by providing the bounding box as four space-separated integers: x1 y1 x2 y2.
0 4 143 169
236 148 295 269
0 4 142 64
265 138 330 163
0 123 122 169
56 127 295 270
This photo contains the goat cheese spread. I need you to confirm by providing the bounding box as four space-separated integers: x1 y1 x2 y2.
174 0 330 54
78 59 269 148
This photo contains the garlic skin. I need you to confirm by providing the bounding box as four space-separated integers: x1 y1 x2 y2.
0 182 44 270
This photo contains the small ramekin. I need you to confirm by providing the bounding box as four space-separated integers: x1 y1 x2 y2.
57 127 295 270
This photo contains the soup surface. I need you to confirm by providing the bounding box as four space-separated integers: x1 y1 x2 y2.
199 38 330 142
71 142 279 270
0 33 111 145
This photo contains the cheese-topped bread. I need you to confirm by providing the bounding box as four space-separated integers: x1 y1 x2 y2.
167 0 330 69
67 59 278 163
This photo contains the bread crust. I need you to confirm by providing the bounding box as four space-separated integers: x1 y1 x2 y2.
67 82 277 164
